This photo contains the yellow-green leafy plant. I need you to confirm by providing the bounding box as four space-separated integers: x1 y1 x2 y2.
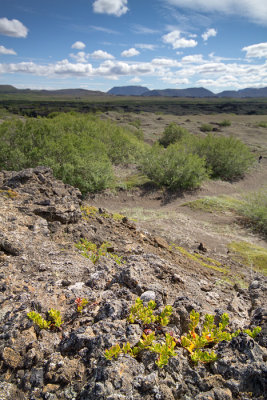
27 311 51 329
128 297 173 326
244 326 262 339
81 205 98 219
27 309 64 330
48 309 63 328
181 310 240 364
104 331 177 368
105 300 262 368
128 297 157 325
149 333 177 367
75 239 123 265
105 298 176 367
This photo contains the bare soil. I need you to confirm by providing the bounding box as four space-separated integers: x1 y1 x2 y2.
91 112 267 278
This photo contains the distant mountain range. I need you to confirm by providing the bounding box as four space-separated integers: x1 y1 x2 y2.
107 85 267 98
107 86 149 96
0 85 104 97
1 84 267 98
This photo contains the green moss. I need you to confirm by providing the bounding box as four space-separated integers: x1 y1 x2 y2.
172 245 229 274
228 241 267 275
183 195 243 213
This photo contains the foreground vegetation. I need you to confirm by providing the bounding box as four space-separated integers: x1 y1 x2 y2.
105 298 261 367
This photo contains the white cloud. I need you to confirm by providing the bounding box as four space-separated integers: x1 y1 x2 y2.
162 30 197 49
53 60 94 76
71 41 86 50
132 25 160 34
242 42 267 58
151 58 181 67
0 18 28 38
90 25 119 34
70 52 88 63
130 76 141 83
70 50 114 62
164 0 267 25
202 28 217 41
91 50 114 59
0 45 16 55
135 43 157 51
121 48 140 57
93 0 128 17
0 53 266 92
182 54 204 63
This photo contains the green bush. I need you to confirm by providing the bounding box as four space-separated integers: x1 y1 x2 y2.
241 188 267 236
159 123 190 147
200 123 213 132
196 134 255 180
218 119 231 127
0 113 146 193
141 143 209 190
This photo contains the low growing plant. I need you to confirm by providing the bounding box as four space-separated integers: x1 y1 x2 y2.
27 309 63 330
244 326 262 338
104 299 262 368
76 239 123 265
128 297 172 326
180 310 239 363
75 297 89 313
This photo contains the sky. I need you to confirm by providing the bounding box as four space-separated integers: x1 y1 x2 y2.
0 0 266 93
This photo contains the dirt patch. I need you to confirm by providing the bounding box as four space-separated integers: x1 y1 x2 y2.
91 112 267 280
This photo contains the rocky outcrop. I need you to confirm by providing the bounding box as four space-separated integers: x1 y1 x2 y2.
0 167 266 400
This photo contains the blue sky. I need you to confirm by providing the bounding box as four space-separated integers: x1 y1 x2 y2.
0 0 266 93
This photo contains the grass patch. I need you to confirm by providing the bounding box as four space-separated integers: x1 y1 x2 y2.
171 244 228 274
183 195 243 213
228 241 267 275
257 121 267 128
121 207 174 222
200 123 213 132
218 119 231 127
116 173 151 190
240 188 267 236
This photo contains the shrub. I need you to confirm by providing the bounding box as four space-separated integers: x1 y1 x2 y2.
141 143 209 190
200 123 213 132
240 188 267 236
218 119 231 127
196 134 255 180
159 122 190 147
0 113 146 193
